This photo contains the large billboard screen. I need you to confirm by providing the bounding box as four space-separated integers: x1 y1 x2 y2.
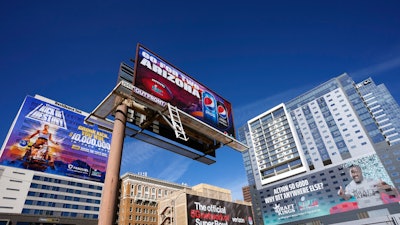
261 153 400 225
0 95 111 183
187 194 254 225
133 44 235 137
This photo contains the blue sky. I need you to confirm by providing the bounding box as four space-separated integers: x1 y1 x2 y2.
1 1 400 200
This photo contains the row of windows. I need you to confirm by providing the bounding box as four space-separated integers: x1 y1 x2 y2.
127 215 156 222
127 199 158 207
32 175 103 190
26 191 100 204
129 207 157 214
21 208 98 219
128 183 174 200
30 183 102 197
25 199 99 211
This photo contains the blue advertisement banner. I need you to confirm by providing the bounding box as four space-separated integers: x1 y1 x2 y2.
0 95 111 183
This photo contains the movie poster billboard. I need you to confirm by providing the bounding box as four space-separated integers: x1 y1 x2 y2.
0 95 111 183
133 44 235 137
262 153 400 225
187 194 254 225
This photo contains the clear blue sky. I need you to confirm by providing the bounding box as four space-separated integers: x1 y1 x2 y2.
1 1 400 200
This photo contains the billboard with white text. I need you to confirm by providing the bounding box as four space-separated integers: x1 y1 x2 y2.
186 194 254 225
0 95 111 183
133 44 235 137
261 154 400 225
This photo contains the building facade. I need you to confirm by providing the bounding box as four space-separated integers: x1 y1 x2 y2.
355 77 400 146
158 183 253 225
117 172 188 225
237 125 264 225
0 165 103 224
241 73 400 225
242 186 251 203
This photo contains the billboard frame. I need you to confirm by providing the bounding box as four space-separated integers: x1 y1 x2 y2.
0 95 112 183
132 44 236 137
85 78 248 165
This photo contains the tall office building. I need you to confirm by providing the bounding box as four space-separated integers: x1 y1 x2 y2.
356 77 400 146
242 73 400 225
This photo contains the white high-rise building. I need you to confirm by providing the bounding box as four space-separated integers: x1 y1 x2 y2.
241 73 400 225
247 104 307 186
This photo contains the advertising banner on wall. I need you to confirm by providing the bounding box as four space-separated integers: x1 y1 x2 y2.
133 44 235 137
187 194 254 225
262 153 400 225
0 95 111 183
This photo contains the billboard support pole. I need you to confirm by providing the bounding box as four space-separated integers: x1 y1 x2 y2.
98 100 128 225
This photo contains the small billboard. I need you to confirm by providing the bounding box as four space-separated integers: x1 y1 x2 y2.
0 95 112 183
133 44 235 137
186 194 254 225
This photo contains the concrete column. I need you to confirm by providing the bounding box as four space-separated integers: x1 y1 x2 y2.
98 102 128 225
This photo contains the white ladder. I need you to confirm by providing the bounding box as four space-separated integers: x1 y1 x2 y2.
167 103 189 141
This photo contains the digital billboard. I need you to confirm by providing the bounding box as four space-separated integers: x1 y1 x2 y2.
187 194 254 225
133 44 235 137
0 95 112 183
261 153 400 225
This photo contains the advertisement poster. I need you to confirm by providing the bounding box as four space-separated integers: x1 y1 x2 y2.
187 194 254 225
133 44 235 137
0 95 111 183
262 154 400 225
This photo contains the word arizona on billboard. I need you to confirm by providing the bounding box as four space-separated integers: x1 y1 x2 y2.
0 95 112 183
133 44 235 137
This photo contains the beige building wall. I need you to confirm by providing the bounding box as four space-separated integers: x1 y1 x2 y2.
191 183 232 202
117 173 187 225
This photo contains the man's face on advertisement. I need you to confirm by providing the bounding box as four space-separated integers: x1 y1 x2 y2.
350 166 363 183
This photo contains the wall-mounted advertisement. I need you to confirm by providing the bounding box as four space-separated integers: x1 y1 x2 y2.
187 194 254 225
0 95 111 183
133 44 235 137
262 153 400 225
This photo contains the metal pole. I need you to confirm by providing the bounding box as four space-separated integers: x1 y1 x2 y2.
98 102 128 225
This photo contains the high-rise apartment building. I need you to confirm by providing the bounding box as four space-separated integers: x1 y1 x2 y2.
241 73 400 225
248 103 308 186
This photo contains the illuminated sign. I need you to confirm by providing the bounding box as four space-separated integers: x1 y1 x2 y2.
133 44 235 137
186 194 254 225
261 154 400 224
0 95 111 183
